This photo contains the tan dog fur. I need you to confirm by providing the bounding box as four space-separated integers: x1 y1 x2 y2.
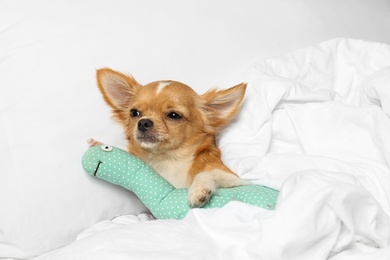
95 68 247 207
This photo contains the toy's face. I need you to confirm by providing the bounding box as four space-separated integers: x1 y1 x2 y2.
82 145 114 176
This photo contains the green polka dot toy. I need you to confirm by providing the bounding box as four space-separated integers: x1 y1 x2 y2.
82 145 279 219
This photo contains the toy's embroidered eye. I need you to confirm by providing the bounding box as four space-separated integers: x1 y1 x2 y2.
130 109 141 118
167 112 182 120
100 145 113 152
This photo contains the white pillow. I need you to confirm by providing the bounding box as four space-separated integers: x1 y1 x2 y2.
1 0 390 258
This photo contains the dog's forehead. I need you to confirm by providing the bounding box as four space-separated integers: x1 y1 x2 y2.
142 81 198 98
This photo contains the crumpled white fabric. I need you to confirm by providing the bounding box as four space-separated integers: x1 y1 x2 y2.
35 39 390 260
218 38 390 259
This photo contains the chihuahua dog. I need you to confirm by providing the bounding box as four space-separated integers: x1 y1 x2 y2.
92 68 247 207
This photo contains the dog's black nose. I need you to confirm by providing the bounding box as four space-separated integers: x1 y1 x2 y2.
138 119 154 133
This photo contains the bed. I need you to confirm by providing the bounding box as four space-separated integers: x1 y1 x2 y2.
2 1 390 259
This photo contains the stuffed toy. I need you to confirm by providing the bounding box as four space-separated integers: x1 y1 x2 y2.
82 144 279 219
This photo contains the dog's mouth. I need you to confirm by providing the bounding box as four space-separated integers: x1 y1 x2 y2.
136 134 159 144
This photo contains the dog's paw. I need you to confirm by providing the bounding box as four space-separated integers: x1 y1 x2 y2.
187 184 215 208
87 138 104 147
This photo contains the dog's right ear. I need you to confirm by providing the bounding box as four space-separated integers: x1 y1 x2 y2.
96 68 141 110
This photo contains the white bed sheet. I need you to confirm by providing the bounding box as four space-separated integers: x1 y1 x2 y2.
35 38 390 260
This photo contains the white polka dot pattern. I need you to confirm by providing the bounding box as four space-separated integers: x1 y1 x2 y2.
82 145 279 219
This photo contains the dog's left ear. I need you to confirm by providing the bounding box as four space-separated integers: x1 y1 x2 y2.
201 83 247 129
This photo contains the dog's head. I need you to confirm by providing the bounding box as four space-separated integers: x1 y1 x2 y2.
96 68 246 154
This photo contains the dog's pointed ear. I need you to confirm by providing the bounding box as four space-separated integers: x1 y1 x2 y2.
201 83 247 129
96 68 141 110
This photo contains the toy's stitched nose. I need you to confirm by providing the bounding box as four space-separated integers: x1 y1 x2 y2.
138 119 154 133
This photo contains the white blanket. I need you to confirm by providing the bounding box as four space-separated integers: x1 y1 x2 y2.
35 39 390 260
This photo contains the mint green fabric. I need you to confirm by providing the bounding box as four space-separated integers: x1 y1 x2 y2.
82 145 279 219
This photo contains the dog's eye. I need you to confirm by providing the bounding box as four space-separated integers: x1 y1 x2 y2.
167 112 182 120
130 109 141 118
